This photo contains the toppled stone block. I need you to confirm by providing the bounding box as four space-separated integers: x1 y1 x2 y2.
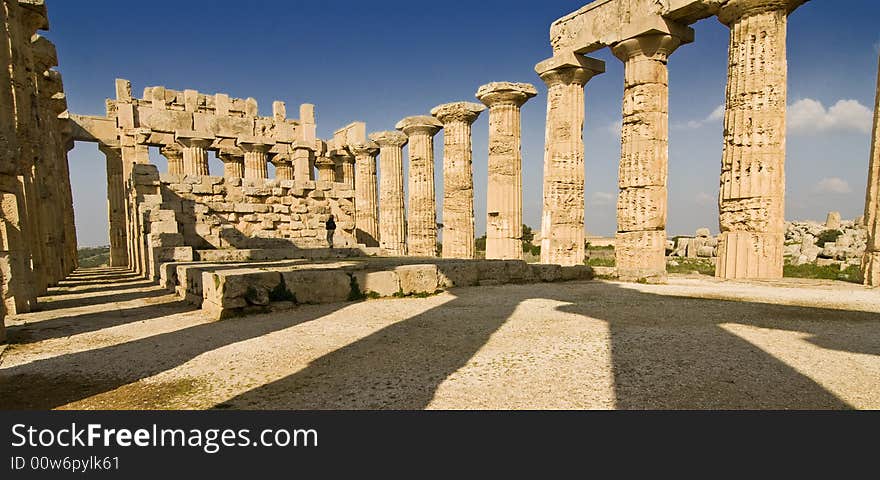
353 270 400 297
436 261 479 288
395 264 440 294
282 270 352 304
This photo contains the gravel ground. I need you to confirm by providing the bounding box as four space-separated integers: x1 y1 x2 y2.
0 269 878 410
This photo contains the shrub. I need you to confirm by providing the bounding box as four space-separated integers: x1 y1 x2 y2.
815 229 843 248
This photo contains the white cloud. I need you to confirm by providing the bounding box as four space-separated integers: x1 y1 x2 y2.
591 191 615 206
604 121 622 136
814 177 853 194
674 104 725 130
788 98 873 134
695 192 714 206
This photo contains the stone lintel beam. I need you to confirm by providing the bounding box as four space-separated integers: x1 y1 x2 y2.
63 113 119 145
550 0 695 55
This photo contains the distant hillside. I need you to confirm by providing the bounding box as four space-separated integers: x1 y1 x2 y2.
78 246 110 268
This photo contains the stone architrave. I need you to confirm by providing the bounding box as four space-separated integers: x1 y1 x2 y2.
476 82 537 260
715 0 807 280
612 32 689 282
396 116 442 257
535 53 605 266
431 102 485 259
350 142 380 246
863 53 880 286
218 150 244 180
176 131 214 176
238 137 275 180
369 131 408 256
160 144 185 176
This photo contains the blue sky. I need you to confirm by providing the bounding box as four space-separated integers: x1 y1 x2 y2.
49 0 880 246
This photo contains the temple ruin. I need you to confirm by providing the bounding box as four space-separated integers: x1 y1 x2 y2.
5 0 880 340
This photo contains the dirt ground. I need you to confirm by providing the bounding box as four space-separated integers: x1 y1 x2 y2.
1 267 878 410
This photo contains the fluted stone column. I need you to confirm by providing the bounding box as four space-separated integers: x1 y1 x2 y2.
369 131 408 256
161 144 185 175
431 102 485 259
239 137 274 180
176 132 213 176
332 149 356 188
716 0 805 280
273 154 294 181
862 54 880 286
612 32 689 283
99 145 128 267
536 53 605 266
477 82 538 260
396 116 442 257
315 156 336 183
218 151 244 180
351 142 380 246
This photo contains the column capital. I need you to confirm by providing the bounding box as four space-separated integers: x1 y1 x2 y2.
395 116 443 137
218 149 244 162
159 143 183 159
175 130 214 148
331 149 355 164
369 130 408 148
431 102 486 126
315 156 336 168
718 0 807 25
535 52 605 88
349 141 380 157
269 152 292 166
98 143 122 157
237 135 276 153
611 33 686 62
476 82 538 108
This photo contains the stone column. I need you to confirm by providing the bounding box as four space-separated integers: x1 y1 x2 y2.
431 102 485 259
369 131 408 256
350 142 380 246
535 53 605 266
862 53 880 286
716 0 805 280
99 144 128 267
396 116 442 257
332 150 356 189
238 137 274 180
218 150 244 180
315 156 336 183
176 132 213 176
292 142 315 182
161 144 185 175
272 154 294 181
612 32 688 283
477 82 538 260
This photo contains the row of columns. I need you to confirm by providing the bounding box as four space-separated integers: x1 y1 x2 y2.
360 82 538 258
534 0 803 282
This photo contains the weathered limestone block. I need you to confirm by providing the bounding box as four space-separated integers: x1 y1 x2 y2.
826 211 842 230
353 270 400 297
315 156 335 183
350 142 380 247
477 82 538 260
863 53 880 286
431 102 485 259
395 264 440 294
396 116 443 257
436 261 479 288
616 230 667 282
612 32 687 283
536 53 605 266
716 0 807 280
282 270 352 304
369 131 408 256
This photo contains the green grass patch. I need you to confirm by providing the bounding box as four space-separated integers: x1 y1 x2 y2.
587 257 615 267
667 258 716 276
783 262 862 284
77 246 110 268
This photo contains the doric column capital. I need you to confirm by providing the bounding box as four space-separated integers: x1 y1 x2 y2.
430 102 486 126
159 143 184 160
612 33 685 62
237 135 275 153
269 152 292 166
535 52 606 88
218 149 244 162
369 131 408 148
476 82 538 108
718 0 807 25
98 144 122 157
395 116 443 137
349 141 380 158
315 156 336 168
175 130 214 148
